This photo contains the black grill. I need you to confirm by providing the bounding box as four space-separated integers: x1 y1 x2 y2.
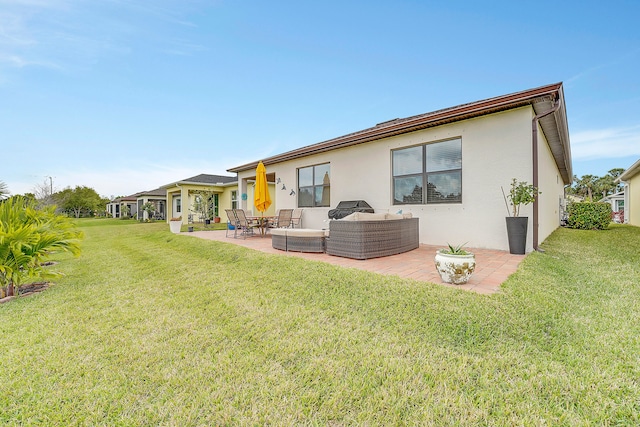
328 200 374 220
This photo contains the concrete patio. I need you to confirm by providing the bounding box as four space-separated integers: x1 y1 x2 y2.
186 230 526 294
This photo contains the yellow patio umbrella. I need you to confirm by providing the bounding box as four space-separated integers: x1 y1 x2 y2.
254 161 271 215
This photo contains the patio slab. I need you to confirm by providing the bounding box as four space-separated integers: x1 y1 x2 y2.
186 230 525 294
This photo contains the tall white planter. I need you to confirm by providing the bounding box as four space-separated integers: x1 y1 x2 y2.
434 250 476 285
169 220 182 234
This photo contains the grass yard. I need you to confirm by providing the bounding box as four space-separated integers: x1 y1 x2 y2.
1 219 639 425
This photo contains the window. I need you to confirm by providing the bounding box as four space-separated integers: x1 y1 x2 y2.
392 138 462 205
174 196 182 214
231 190 238 210
298 163 330 207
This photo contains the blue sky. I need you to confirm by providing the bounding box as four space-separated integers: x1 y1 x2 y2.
2 0 639 199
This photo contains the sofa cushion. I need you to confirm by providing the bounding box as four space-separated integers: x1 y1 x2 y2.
286 229 326 237
340 212 359 221
385 213 404 220
270 228 288 236
353 212 388 221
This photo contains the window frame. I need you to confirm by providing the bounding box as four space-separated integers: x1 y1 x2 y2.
392 138 462 205
297 163 330 208
231 190 238 210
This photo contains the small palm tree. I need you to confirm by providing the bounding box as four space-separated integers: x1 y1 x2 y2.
0 196 83 297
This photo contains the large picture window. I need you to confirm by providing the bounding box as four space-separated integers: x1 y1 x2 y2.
298 163 330 207
392 138 462 205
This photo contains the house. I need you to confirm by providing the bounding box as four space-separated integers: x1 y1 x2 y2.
617 158 640 226
228 82 572 253
135 188 167 221
160 174 241 226
600 191 625 223
106 195 137 218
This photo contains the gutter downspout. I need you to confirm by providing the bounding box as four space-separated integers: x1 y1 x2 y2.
532 99 560 252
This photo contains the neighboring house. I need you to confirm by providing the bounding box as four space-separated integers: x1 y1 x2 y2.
600 191 625 222
106 195 137 218
135 188 167 221
160 174 241 225
617 158 640 226
228 82 572 253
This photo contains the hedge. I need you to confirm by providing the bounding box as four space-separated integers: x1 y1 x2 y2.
567 202 612 230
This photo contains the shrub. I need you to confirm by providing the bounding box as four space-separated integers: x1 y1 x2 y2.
567 202 612 230
0 196 83 297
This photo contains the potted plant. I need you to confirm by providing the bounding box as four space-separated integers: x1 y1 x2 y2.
502 178 540 254
169 216 182 234
434 243 476 285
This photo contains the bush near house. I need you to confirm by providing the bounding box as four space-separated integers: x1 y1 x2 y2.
567 202 612 230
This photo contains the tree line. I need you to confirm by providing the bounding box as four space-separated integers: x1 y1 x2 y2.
1 180 111 218
567 168 625 202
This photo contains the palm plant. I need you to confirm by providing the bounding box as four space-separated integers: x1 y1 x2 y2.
0 196 83 297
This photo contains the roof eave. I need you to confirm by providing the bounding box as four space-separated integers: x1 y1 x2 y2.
227 82 568 174
533 85 572 184
618 158 640 181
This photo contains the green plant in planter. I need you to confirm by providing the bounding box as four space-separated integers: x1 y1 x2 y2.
435 242 476 284
502 178 540 217
501 179 541 254
440 242 470 255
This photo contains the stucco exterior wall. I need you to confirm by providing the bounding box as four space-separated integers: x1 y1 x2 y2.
166 184 238 225
239 106 571 251
626 173 640 226
243 183 277 217
535 117 566 247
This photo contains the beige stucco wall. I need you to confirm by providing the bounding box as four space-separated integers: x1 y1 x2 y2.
237 106 566 251
535 117 567 247
166 184 238 225
626 174 640 226
242 182 277 217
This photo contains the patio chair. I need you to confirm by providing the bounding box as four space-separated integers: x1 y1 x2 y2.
233 209 258 239
290 208 303 228
225 209 238 238
268 209 294 231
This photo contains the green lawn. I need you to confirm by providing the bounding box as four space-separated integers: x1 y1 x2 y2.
1 219 639 425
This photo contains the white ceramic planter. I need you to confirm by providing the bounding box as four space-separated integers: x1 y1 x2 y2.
169 220 182 234
434 250 476 285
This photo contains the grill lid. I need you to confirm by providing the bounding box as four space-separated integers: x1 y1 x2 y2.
328 200 374 219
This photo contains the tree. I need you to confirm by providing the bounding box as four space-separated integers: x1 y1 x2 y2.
573 174 598 201
54 186 103 218
190 190 217 221
607 168 625 194
0 196 83 297
141 201 158 221
594 175 615 200
33 178 56 208
571 169 626 201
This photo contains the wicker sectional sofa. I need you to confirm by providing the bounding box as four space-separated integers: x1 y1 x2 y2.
325 212 419 260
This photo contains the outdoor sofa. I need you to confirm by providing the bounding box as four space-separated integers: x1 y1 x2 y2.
325 212 419 260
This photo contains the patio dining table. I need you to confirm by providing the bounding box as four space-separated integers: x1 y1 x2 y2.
249 216 276 237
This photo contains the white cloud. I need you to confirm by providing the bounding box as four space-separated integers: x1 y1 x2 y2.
571 125 640 161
